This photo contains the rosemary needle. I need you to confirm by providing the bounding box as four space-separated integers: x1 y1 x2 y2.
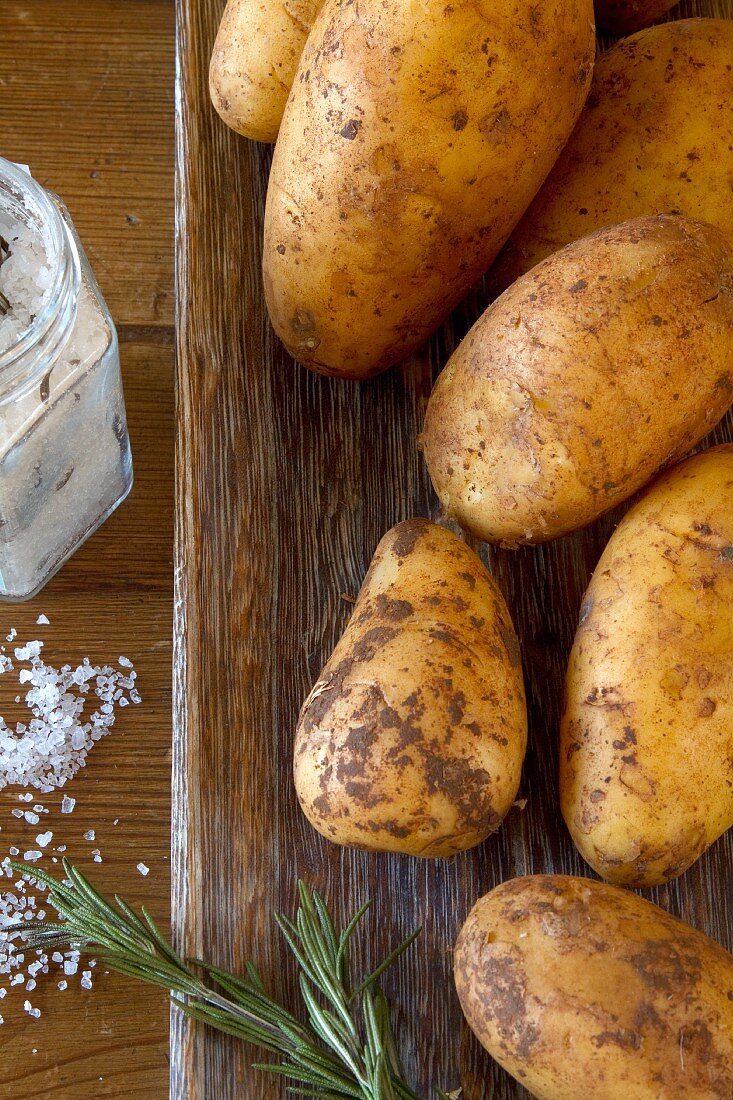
4 859 449 1100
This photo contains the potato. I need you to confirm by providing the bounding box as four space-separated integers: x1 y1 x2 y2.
422 215 733 546
293 519 527 857
209 0 322 143
454 875 733 1099
594 0 678 35
560 446 733 888
491 19 733 293
263 0 595 378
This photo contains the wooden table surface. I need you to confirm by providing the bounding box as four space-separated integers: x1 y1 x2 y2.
0 3 174 1096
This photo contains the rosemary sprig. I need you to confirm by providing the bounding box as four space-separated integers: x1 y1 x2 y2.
4 859 453 1100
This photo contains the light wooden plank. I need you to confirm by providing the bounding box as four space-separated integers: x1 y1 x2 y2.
0 341 173 1098
1 0 175 329
2 2 174 1096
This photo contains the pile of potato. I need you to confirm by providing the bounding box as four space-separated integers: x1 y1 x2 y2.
211 3 733 1096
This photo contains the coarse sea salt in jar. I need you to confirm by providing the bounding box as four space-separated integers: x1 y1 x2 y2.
0 157 132 600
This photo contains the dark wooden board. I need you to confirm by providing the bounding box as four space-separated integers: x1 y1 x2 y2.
173 2 733 1096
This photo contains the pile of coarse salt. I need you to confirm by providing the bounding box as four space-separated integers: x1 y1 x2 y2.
0 626 144 1023
0 211 54 356
0 633 140 793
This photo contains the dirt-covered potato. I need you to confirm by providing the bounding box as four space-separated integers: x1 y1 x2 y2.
293 519 527 857
209 0 322 143
491 19 733 293
560 446 733 888
422 215 733 546
264 0 595 378
595 0 678 35
454 875 733 1099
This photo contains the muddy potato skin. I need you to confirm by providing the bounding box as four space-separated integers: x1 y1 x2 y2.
560 447 733 888
209 0 323 143
595 0 678 36
492 20 733 293
422 215 733 546
454 875 733 1099
293 519 527 857
263 0 595 378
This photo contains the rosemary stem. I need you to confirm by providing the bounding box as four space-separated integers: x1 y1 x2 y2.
4 859 432 1100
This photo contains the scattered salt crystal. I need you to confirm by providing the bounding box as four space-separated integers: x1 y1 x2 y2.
81 971 92 990
118 656 132 668
10 810 23 819
51 952 63 964
19 794 33 803
61 796 75 814
35 615 49 626
22 851 41 862
56 845 66 853
5 630 16 643
0 638 140 791
91 849 102 863
57 980 67 991
24 812 40 825
83 830 95 842
25 978 36 991
63 959 77 976
137 862 149 877
35 832 52 848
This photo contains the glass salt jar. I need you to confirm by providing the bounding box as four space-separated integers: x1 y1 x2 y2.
0 157 132 600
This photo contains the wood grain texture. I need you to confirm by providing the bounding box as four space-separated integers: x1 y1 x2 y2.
1 0 175 329
1 2 174 1097
0 344 174 1100
173 2 733 1098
